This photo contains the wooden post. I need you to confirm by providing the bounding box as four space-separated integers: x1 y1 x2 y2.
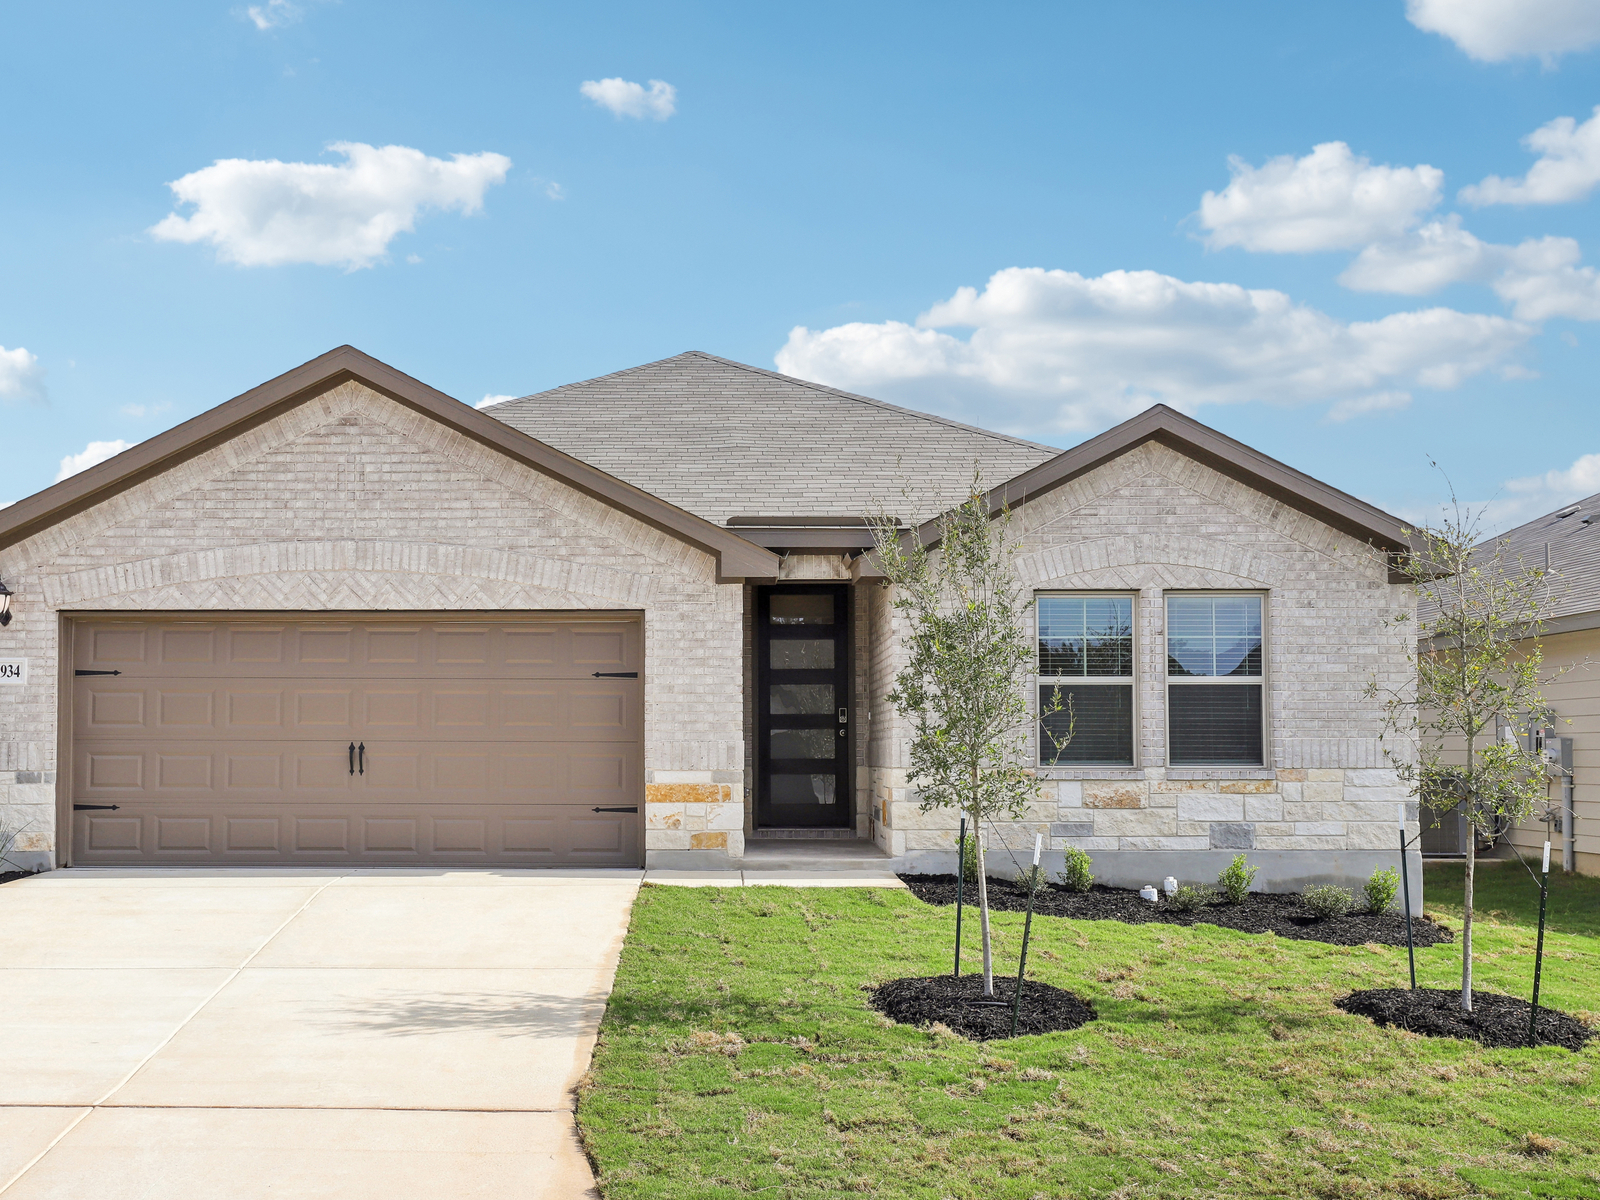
1009 834 1042 1038
1530 840 1551 1046
953 816 967 978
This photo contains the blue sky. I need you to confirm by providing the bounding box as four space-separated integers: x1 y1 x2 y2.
6 0 1600 530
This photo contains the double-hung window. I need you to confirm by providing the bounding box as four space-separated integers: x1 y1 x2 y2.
1037 594 1135 766
1165 593 1265 765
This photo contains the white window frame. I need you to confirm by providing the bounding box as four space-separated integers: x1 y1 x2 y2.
1163 590 1268 768
1035 590 1138 768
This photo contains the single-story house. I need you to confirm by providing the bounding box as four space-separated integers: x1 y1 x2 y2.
0 346 1422 893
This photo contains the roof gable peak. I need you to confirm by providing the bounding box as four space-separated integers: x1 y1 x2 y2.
0 346 778 578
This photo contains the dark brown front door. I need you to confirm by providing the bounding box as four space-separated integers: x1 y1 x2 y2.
755 585 851 828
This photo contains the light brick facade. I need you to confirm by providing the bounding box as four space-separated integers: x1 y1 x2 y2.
0 371 1419 891
866 441 1420 894
0 381 748 868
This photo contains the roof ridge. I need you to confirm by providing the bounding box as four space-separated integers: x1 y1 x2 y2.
480 350 707 407
680 352 1060 453
507 350 1060 454
1478 488 1600 548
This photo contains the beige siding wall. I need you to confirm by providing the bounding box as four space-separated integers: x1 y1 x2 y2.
0 380 747 867
1504 624 1600 875
870 441 1419 881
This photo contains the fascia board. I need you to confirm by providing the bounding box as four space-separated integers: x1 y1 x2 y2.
0 346 779 580
903 405 1417 574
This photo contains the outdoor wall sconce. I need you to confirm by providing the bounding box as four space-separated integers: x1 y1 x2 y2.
0 580 11 627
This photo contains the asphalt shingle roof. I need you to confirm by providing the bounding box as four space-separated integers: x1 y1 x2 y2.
1487 492 1600 623
484 352 1060 525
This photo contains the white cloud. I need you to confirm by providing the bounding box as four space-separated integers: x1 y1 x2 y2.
546 182 565 201
1467 449 1600 533
579 77 677 121
1491 244 1600 321
149 142 512 269
0 345 46 402
244 0 300 30
476 394 517 409
1326 391 1413 422
775 267 1532 435
55 439 132 483
1405 0 1600 63
1461 106 1600 205
1339 217 1600 321
1198 142 1443 253
1339 217 1502 294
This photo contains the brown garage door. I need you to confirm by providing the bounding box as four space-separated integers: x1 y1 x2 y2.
68 614 643 866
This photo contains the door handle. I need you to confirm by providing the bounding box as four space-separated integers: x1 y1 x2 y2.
591 806 639 813
358 742 365 775
73 803 121 811
838 708 848 723
349 742 355 776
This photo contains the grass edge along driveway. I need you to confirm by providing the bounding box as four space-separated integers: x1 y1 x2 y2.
577 864 1600 1199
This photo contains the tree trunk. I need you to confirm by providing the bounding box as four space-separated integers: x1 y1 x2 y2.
1461 824 1475 1013
974 808 994 996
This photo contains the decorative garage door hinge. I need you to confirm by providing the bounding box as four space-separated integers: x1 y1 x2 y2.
591 806 639 813
75 669 122 676
73 804 121 811
591 671 638 678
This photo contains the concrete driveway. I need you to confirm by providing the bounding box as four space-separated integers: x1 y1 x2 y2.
0 868 641 1199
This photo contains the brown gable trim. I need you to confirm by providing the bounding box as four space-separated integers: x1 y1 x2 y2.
0 346 780 580
899 403 1416 577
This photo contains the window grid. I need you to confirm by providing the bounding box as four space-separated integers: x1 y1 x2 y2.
1164 593 1266 767
1036 593 1137 767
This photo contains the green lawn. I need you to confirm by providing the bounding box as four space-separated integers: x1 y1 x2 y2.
577 867 1600 1199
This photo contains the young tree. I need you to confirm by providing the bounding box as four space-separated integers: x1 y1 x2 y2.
869 481 1067 997
1372 502 1559 1013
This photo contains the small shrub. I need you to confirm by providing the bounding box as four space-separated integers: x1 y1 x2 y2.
1217 853 1258 904
1017 864 1048 896
960 831 981 885
1057 847 1094 893
1168 884 1215 912
1303 885 1354 920
1364 866 1401 914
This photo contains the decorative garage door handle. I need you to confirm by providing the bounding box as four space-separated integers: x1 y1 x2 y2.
348 742 355 776
358 742 365 775
592 671 638 678
592 806 639 813
73 804 121 811
75 669 122 676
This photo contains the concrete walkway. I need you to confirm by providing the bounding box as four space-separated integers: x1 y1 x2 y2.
0 868 641 1199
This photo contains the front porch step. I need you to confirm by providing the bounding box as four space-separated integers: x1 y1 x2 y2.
739 839 897 873
749 827 861 840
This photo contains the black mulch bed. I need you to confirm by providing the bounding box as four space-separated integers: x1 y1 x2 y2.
870 973 1097 1041
0 871 30 886
898 874 1454 949
1337 987 1596 1051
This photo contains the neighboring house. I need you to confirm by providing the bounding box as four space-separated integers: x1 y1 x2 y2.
0 346 1420 894
1426 497 1597 877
